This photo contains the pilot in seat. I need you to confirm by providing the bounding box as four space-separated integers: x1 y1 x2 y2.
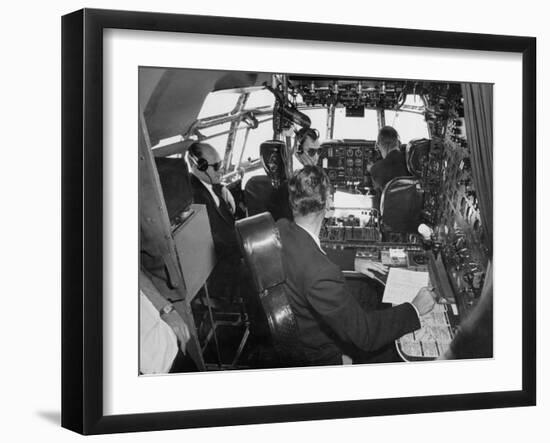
370 125 409 191
293 127 321 167
275 165 436 366
187 142 241 299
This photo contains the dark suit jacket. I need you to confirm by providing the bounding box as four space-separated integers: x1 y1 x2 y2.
190 174 240 262
370 150 409 191
276 218 420 365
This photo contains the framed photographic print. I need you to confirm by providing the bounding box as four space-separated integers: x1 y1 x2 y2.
61 8 536 435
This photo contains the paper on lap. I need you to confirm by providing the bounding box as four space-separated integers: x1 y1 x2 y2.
382 268 429 305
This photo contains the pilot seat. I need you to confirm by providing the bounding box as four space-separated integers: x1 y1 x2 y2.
380 176 424 234
235 212 307 366
244 140 292 221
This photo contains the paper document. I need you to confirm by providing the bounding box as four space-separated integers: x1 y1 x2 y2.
382 268 430 305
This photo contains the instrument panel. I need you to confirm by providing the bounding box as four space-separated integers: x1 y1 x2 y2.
319 140 381 189
421 84 490 318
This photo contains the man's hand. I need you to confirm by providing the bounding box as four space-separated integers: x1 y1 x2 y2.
411 286 436 316
162 311 191 353
355 259 388 285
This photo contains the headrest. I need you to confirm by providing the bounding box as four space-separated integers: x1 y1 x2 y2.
235 212 285 292
406 138 431 177
260 140 287 187
381 177 424 233
244 176 274 218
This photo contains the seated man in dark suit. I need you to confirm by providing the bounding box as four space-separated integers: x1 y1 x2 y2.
370 125 410 191
187 142 241 299
276 165 435 366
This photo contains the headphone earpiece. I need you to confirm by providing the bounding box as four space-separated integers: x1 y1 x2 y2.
189 152 209 172
196 157 209 172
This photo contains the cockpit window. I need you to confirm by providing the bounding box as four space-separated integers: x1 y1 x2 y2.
200 122 231 138
333 108 379 139
402 93 426 109
195 89 277 172
199 122 231 159
197 91 240 119
244 89 275 110
301 108 328 139
384 110 429 144
232 120 273 167
385 95 429 144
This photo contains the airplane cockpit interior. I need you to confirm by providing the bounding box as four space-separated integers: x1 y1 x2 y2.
139 67 493 374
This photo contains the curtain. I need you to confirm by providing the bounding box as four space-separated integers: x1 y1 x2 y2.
461 83 493 254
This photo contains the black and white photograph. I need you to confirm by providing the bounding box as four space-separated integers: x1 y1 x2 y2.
138 67 494 374
2 0 545 440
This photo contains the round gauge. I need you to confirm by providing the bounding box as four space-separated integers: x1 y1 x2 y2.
355 149 363 157
346 148 354 157
346 158 354 166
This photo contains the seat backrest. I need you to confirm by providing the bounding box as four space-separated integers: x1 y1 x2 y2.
380 177 424 233
244 176 274 217
153 157 193 223
235 213 306 365
406 138 431 177
259 139 287 187
244 176 292 221
244 139 292 220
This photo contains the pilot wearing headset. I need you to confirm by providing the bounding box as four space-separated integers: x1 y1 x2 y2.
293 127 321 167
188 142 236 214
187 142 241 298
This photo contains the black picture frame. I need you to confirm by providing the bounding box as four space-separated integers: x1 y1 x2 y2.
61 8 536 435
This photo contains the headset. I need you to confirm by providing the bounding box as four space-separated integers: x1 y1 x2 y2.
188 143 224 186
188 143 222 174
189 152 210 172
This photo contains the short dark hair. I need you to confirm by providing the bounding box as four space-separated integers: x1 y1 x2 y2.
377 126 399 152
288 165 330 216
